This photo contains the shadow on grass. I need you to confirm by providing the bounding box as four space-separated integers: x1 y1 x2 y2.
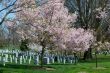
49 63 76 65
0 69 3 73
79 55 110 63
0 64 53 70
0 63 77 71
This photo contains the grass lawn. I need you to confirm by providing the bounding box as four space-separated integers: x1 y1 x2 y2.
0 54 110 73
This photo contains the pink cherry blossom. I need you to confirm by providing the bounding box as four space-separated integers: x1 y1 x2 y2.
16 0 95 52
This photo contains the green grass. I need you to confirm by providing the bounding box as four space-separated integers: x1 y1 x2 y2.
0 54 110 73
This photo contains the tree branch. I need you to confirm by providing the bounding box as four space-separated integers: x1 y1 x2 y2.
0 0 17 12
0 9 13 25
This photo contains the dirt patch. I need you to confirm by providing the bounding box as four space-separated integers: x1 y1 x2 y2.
93 67 107 70
78 71 88 73
46 68 56 71
31 66 56 71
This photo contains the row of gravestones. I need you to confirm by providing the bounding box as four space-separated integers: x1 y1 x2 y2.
0 49 78 66
0 52 39 66
43 55 78 64
92 50 110 55
98 50 110 55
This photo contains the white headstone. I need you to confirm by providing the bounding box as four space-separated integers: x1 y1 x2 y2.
20 56 23 64
16 52 18 57
15 57 17 64
12 55 15 60
10 55 13 63
0 56 1 61
36 56 39 65
5 54 8 62
57 56 60 63
52 58 54 63
70 60 73 64
63 58 66 64
28 56 32 64
3 57 6 66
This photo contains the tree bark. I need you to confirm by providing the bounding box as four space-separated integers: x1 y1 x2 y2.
40 46 45 67
83 48 92 60
95 51 98 68
74 53 77 65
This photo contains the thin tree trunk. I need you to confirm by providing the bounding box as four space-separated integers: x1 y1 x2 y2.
74 53 77 65
95 51 98 68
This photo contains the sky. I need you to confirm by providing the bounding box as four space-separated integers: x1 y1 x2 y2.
0 0 48 37
1 0 16 19
0 0 16 37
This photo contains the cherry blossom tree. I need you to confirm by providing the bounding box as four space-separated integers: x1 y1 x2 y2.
16 0 77 66
65 0 109 60
16 0 95 67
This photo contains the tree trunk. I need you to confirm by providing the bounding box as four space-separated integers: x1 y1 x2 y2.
95 51 98 68
83 48 92 60
40 46 45 67
74 53 77 65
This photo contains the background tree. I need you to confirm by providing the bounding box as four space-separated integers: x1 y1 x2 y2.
65 0 109 60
